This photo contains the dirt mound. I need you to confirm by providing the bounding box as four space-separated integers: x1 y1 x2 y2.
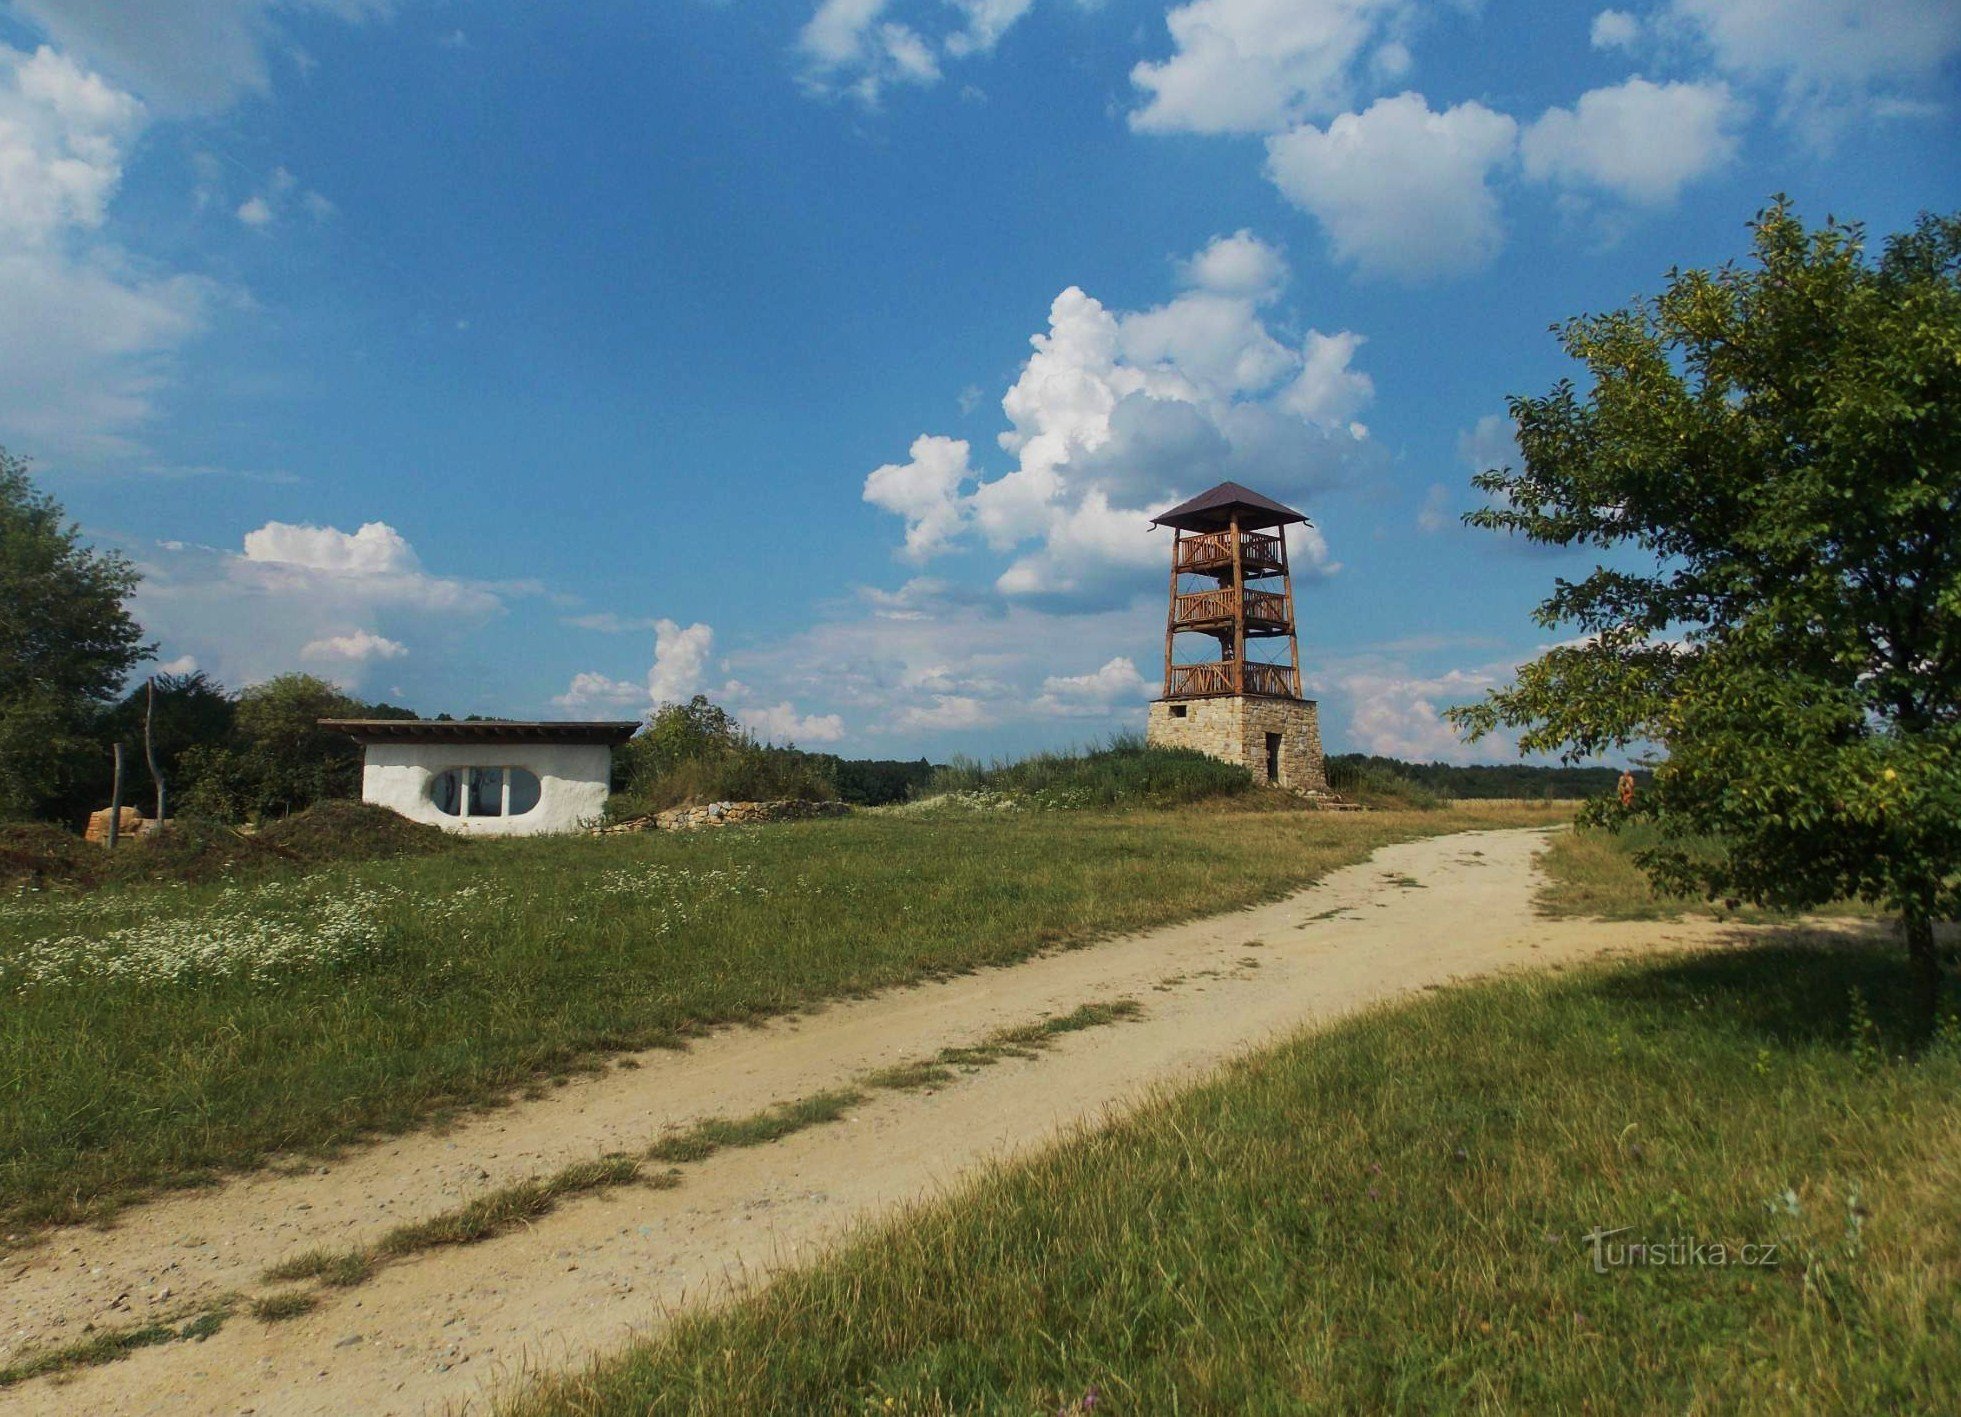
258 800 454 863
0 823 101 889
103 819 296 886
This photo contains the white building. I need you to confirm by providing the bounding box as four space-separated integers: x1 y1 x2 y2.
320 719 639 836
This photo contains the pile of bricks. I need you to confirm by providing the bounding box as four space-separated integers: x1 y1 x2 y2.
83 807 149 845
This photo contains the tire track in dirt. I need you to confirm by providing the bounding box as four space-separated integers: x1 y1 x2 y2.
1 828 1767 1415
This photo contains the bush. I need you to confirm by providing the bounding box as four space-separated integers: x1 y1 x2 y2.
828 758 937 807
1325 759 1445 810
919 735 1254 810
609 696 839 818
0 822 101 889
1 802 458 893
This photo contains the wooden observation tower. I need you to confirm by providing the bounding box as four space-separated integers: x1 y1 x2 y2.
1144 481 1330 793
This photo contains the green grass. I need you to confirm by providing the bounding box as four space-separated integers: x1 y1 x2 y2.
374 1154 647 1257
922 736 1256 808
509 939 1961 1416
866 998 1147 1090
260 1246 375 1288
266 999 1147 1293
262 1156 658 1291
0 1305 232 1388
1538 822 1883 922
0 803 1562 1234
249 1291 320 1322
647 1092 867 1164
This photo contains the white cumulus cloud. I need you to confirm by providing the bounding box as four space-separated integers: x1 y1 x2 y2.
1666 0 1961 133
1458 411 1520 475
130 520 506 693
243 519 419 575
894 694 991 732
647 619 715 705
863 434 974 562
1130 0 1410 135
1178 228 1292 301
1590 9 1641 48
0 44 220 462
1522 77 1744 205
552 671 651 713
1338 666 1502 761
1033 656 1152 716
1416 482 1452 534
861 235 1375 607
741 701 847 744
1264 92 1519 280
8 0 393 116
301 629 407 663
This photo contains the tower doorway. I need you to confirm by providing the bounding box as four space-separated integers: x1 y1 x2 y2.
1265 732 1282 784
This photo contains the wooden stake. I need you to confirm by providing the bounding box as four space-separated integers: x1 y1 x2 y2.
108 741 125 850
144 676 166 827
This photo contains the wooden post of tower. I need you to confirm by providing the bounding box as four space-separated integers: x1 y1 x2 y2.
1279 530 1301 696
1145 481 1329 795
1228 509 1245 693
1162 527 1181 698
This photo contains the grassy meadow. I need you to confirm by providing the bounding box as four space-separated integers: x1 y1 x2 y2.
0 800 1562 1234
512 938 1961 1416
1537 822 1884 924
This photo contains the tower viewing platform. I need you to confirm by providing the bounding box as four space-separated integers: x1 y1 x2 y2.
1144 481 1330 794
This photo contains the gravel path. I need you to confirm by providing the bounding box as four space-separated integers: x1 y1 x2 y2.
2 827 1745 1415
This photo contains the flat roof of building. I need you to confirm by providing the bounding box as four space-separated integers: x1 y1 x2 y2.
319 719 639 746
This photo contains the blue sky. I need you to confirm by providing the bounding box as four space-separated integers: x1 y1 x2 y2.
2 0 1956 762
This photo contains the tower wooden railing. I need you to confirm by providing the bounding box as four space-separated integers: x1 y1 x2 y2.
1162 502 1306 701
1174 529 1285 578
1172 587 1289 629
1165 661 1295 698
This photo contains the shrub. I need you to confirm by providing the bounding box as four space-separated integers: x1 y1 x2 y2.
609 696 839 818
0 823 102 889
919 735 1253 810
1325 759 1444 810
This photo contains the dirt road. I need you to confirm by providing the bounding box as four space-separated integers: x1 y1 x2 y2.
2 827 1744 1414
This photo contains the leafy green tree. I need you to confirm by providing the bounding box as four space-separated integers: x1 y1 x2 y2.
617 695 747 784
1452 201 1960 1038
179 673 374 821
0 449 147 820
54 671 240 825
610 695 838 813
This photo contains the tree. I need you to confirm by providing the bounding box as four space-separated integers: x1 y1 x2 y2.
613 695 749 790
179 674 372 821
1451 200 1960 1040
54 671 240 826
610 695 837 812
0 448 147 820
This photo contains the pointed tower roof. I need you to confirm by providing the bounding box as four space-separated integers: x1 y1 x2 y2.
1149 481 1310 532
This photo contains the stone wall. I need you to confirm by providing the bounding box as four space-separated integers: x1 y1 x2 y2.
597 799 853 834
1146 695 1330 794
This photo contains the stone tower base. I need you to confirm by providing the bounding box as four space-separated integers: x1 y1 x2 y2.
1147 695 1329 793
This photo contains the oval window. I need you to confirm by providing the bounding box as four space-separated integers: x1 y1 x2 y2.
426 767 542 817
467 766 504 817
430 768 463 816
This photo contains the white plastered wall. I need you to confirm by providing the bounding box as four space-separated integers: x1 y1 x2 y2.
360 741 613 836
